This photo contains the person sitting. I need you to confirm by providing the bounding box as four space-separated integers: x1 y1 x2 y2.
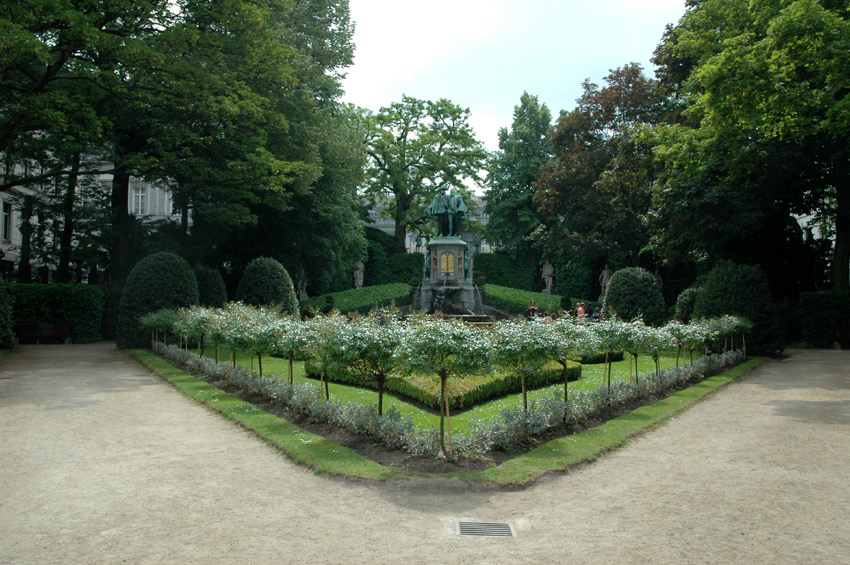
576 302 586 320
525 300 540 319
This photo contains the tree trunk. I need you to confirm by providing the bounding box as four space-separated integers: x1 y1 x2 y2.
289 356 294 385
16 196 34 283
109 163 132 286
377 376 385 416
833 164 849 290
439 370 448 459
521 373 528 413
57 152 81 283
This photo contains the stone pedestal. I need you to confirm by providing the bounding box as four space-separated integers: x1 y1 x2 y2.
416 237 481 314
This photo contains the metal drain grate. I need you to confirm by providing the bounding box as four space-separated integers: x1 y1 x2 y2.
458 521 514 537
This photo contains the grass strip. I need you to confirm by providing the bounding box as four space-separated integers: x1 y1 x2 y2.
133 350 414 481
462 357 767 486
134 349 765 487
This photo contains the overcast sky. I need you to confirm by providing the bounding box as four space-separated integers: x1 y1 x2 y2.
341 0 688 151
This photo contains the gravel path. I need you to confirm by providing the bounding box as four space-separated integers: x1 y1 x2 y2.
1 343 848 564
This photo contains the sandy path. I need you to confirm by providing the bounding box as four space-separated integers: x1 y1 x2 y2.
1 344 848 564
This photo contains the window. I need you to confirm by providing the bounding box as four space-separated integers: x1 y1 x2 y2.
2 202 11 241
440 252 455 276
132 186 147 215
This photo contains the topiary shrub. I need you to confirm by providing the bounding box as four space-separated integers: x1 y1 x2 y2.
235 257 298 315
692 260 784 355
116 252 199 349
0 277 14 349
604 267 666 326
194 265 228 307
675 287 700 323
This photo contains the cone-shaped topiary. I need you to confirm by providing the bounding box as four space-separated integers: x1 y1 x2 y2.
604 267 666 326
194 265 228 307
116 252 199 348
235 257 298 316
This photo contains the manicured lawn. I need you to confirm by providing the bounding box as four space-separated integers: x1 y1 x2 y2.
136 347 766 485
200 346 687 432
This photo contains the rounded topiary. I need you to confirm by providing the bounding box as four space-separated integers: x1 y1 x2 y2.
235 257 298 315
692 260 784 355
194 265 228 307
0 277 14 349
604 267 666 326
675 287 700 323
116 252 199 349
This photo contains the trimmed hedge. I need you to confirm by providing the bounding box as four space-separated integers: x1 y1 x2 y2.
692 260 784 356
798 290 850 347
390 253 423 285
12 283 104 343
482 284 562 315
301 283 412 315
0 277 14 348
473 252 537 291
675 287 700 323
305 358 582 411
117 252 199 349
235 257 298 315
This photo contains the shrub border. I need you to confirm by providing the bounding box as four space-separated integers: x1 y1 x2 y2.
132 350 765 486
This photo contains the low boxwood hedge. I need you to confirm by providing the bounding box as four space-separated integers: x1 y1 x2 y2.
301 283 412 315
305 358 581 411
482 284 564 315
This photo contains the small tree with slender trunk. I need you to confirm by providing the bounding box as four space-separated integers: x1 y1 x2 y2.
396 316 491 460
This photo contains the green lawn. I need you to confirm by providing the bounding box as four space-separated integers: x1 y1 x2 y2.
201 346 685 433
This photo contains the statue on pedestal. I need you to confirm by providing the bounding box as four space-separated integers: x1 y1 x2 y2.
425 187 451 236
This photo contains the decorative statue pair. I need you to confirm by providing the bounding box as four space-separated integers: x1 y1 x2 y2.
425 187 467 237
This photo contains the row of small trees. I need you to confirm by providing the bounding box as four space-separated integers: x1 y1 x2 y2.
141 305 751 459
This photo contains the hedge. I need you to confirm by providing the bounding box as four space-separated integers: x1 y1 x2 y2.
482 284 563 315
473 252 537 291
604 267 666 326
117 252 199 349
12 283 103 343
301 283 412 315
798 290 850 347
305 358 581 411
0 277 14 348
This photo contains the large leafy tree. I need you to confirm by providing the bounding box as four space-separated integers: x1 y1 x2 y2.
651 0 850 290
362 96 487 248
484 92 552 261
532 64 664 268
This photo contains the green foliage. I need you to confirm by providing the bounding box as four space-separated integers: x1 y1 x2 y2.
0 278 14 348
675 287 700 323
474 252 537 291
483 284 562 315
798 290 850 347
604 267 666 326
194 265 227 307
389 253 422 286
301 283 412 315
554 257 602 302
235 257 298 315
365 226 404 257
117 252 199 349
11 284 103 343
362 95 487 246
362 242 391 287
484 92 551 258
692 261 783 355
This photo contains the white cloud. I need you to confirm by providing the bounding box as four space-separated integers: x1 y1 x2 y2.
343 0 688 151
